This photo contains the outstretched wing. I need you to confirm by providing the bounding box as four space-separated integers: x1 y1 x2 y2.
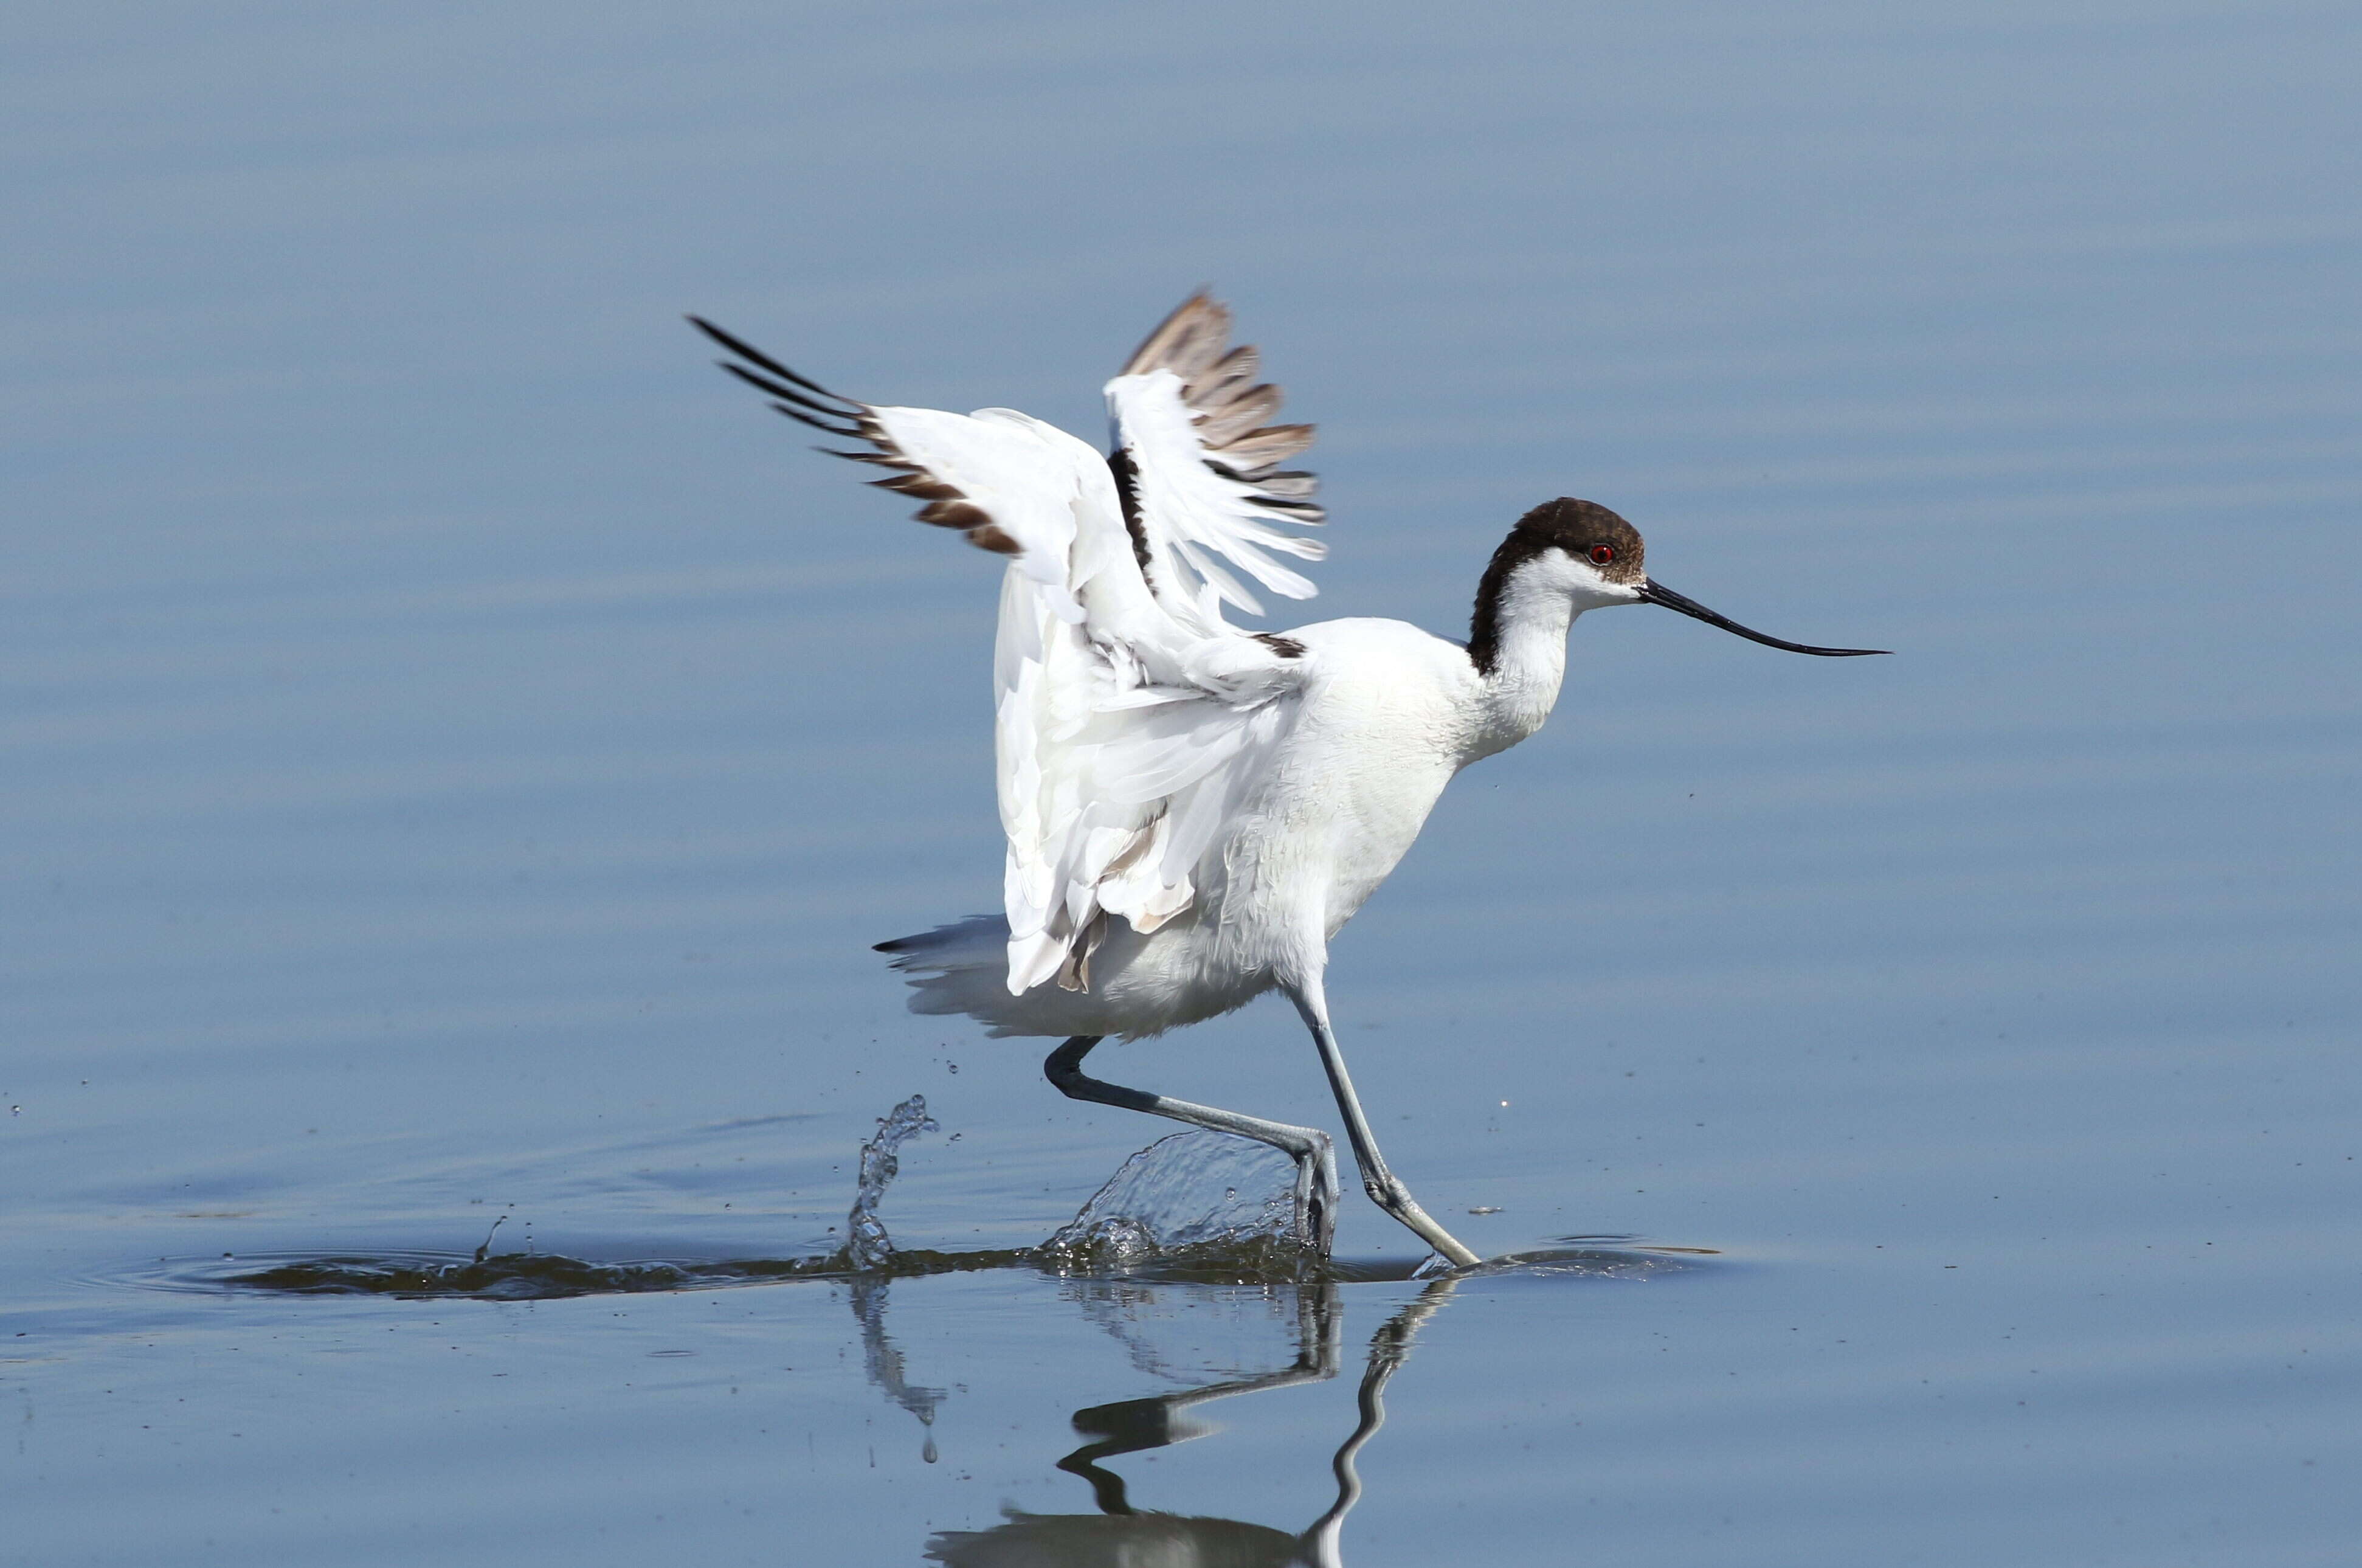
692 313 1308 995
1104 292 1328 634
691 316 1098 622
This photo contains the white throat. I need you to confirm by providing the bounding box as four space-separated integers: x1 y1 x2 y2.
1468 553 1597 761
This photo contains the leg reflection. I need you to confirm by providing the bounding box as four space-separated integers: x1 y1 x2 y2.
924 1277 1457 1567
1301 1280 1454 1565
1056 1284 1344 1514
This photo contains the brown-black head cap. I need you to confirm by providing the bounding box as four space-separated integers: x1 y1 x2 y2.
1509 497 1647 584
1469 497 1647 672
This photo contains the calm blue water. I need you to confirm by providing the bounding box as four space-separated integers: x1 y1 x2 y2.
5 4 2358 1563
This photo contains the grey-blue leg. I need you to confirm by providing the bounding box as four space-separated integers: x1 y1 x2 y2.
1285 981 1482 1269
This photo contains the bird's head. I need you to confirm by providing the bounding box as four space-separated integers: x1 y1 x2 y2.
1504 497 1649 608
1504 496 1888 656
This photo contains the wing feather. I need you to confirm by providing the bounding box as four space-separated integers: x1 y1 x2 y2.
697 311 1317 996
1105 292 1329 627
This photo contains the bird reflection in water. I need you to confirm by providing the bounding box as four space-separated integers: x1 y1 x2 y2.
919 1279 1454 1568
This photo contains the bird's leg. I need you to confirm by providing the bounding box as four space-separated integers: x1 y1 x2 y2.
1285 983 1483 1269
1044 1035 1341 1253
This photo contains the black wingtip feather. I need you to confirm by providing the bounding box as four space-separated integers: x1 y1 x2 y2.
770 402 862 437
688 315 856 407
719 361 861 423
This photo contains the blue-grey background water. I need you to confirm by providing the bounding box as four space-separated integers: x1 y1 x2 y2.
5 4 2357 1563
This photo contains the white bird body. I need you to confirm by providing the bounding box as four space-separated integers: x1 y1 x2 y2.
896 607 1570 1042
694 292 1883 1267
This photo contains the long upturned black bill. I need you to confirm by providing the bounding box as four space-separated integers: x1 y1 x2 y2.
1640 581 1890 657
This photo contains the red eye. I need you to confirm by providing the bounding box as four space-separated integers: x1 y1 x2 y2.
1589 544 1615 565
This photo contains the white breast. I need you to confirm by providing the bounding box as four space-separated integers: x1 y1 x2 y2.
1223 618 1479 941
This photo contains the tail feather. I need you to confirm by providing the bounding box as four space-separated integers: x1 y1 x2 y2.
875 913 1006 966
875 914 1029 1032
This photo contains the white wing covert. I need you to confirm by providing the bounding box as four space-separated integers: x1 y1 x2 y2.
1104 291 1327 635
692 299 1328 995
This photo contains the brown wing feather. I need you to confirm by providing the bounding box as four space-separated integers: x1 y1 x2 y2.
1116 292 1324 520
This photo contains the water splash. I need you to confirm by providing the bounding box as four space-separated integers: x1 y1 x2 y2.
1041 1130 1306 1268
846 1093 938 1271
128 1092 1718 1301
